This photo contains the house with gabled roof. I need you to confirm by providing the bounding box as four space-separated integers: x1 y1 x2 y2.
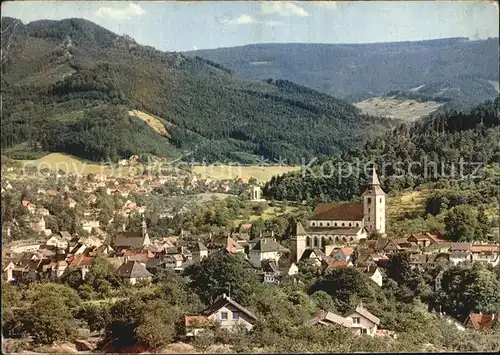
191 241 208 261
61 197 77 209
356 265 383 287
184 293 257 337
470 244 499 266
310 305 380 336
117 260 153 285
67 255 94 280
300 248 327 266
344 305 381 336
331 247 355 262
323 259 353 271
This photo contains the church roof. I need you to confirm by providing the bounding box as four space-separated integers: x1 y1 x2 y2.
310 202 364 221
304 226 365 235
112 232 147 249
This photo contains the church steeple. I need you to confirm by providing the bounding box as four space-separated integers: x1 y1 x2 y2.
362 167 386 235
370 166 381 186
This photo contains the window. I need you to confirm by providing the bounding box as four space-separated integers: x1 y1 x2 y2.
312 222 316 226
334 223 337 227
342 223 345 227
379 198 382 203
221 312 228 320
361 329 367 334
319 222 323 227
349 223 352 227
233 312 240 320
327 223 330 226
356 223 360 227
368 208 371 213
352 317 360 324
368 217 370 221
367 197 372 204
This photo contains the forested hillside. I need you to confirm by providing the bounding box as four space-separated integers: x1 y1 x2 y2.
264 98 500 202
186 38 499 109
1 17 390 164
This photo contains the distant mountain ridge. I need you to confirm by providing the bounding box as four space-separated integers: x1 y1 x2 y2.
185 38 499 109
1 17 392 164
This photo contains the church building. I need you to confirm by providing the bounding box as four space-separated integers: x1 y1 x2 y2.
291 167 386 262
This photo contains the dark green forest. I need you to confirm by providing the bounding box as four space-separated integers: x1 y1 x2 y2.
186 39 499 109
1 17 391 163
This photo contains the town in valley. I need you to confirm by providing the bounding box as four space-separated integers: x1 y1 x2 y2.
1 1 500 354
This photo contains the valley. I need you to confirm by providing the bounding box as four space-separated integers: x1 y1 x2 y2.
1 3 499 354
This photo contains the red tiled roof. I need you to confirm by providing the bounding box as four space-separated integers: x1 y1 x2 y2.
471 245 499 253
311 203 364 221
326 260 349 269
340 247 354 256
465 313 498 330
69 255 93 267
184 315 210 327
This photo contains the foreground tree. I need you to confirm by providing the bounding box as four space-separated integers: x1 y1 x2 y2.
23 294 78 345
444 205 479 242
183 252 258 304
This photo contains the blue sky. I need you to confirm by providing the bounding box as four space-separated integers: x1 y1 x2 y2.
2 1 499 52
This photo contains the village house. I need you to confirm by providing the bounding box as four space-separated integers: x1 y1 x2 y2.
356 265 383 287
190 241 208 261
464 313 499 331
9 239 44 254
3 260 16 282
27 215 50 235
184 294 258 337
45 235 69 251
36 207 50 216
249 237 288 268
470 244 499 266
81 219 100 234
449 252 471 266
61 197 77 208
331 247 355 262
67 255 94 280
406 233 445 248
310 305 381 336
299 248 328 266
116 260 153 285
323 259 354 271
22 200 36 214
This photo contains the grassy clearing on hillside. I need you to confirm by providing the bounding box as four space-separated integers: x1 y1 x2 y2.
20 153 144 176
355 97 443 122
128 110 170 137
192 165 301 182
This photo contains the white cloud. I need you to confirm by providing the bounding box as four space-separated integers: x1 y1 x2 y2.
314 2 338 9
229 14 255 25
95 3 146 21
261 2 308 17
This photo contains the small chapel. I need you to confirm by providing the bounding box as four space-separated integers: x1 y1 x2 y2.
291 167 386 262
